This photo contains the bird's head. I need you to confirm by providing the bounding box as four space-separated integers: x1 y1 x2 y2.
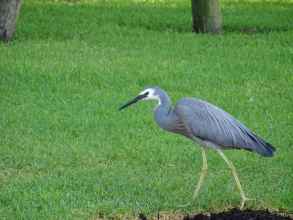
119 87 161 111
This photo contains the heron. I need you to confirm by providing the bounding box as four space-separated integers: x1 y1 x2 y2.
119 86 276 209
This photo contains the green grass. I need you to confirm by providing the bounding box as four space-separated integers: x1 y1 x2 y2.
1 0 293 219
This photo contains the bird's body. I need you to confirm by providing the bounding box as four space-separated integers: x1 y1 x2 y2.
119 86 276 209
152 88 275 156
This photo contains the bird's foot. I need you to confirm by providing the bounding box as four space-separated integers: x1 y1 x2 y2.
240 196 254 210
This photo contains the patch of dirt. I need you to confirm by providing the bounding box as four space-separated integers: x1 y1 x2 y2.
138 208 293 220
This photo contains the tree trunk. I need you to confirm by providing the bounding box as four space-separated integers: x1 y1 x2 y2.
191 0 222 33
0 0 22 42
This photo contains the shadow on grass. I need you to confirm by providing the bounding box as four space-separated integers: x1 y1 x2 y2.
16 1 293 41
224 26 292 35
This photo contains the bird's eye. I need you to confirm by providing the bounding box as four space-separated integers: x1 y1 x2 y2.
145 92 149 96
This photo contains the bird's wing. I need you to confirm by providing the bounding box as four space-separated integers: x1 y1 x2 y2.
174 98 275 156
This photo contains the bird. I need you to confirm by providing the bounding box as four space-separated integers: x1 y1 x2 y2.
119 86 276 209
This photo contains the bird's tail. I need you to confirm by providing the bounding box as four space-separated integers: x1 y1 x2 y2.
256 139 276 157
246 132 276 157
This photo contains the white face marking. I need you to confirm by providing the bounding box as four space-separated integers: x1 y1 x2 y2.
139 88 161 105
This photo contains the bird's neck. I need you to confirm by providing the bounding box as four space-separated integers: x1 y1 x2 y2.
154 93 178 132
155 91 173 114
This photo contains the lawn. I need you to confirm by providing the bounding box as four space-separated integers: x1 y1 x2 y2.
0 0 293 219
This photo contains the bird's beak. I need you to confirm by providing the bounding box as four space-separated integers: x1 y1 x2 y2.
119 93 148 111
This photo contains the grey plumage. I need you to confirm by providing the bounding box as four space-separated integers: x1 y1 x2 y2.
148 87 275 157
176 98 275 156
119 86 276 208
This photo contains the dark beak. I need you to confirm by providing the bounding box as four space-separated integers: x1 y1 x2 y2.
119 93 147 111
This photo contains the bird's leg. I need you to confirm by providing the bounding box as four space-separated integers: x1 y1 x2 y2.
177 148 208 208
192 148 208 200
216 149 250 209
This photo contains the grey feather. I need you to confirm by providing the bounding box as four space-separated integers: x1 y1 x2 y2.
151 88 275 157
174 98 275 156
